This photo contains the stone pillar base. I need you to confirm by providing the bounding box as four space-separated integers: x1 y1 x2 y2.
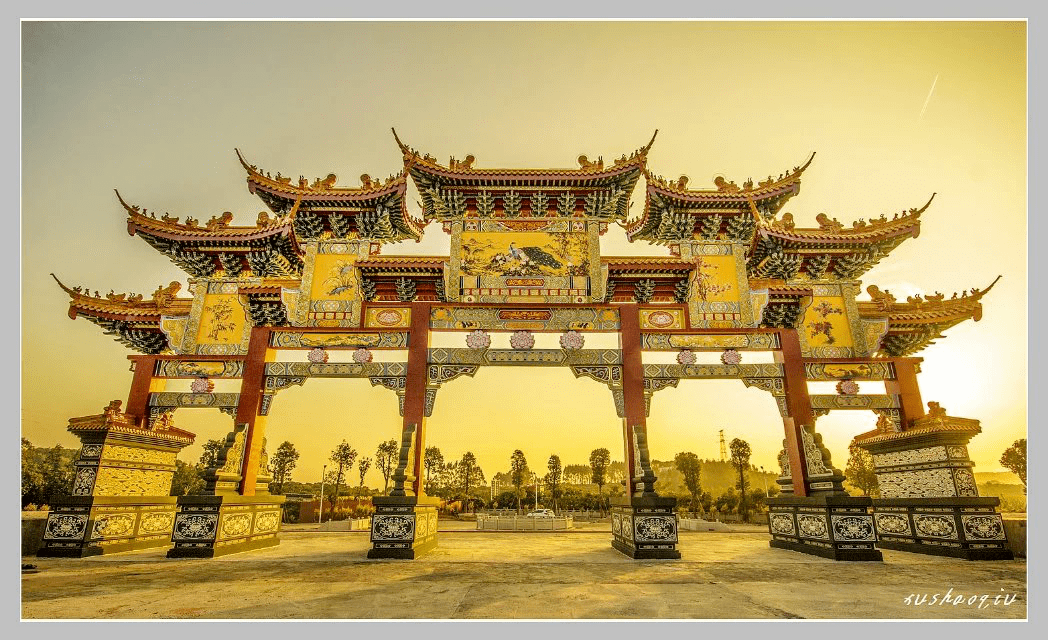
767 495 883 561
610 496 681 559
167 494 285 558
37 496 179 558
871 497 1013 560
367 496 439 559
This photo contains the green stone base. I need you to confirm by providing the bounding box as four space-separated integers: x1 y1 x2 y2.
875 538 1012 560
368 496 439 560
610 496 680 560
770 537 883 561
167 493 285 559
368 534 438 559
37 496 179 558
611 536 682 559
168 532 280 558
767 495 882 562
871 497 1013 560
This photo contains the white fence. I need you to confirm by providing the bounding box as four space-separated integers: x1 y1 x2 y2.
476 515 574 531
318 517 371 531
678 518 731 532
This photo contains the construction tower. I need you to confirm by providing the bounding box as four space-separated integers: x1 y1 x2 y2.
719 430 728 462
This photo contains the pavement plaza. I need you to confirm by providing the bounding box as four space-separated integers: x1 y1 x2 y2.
21 523 1027 620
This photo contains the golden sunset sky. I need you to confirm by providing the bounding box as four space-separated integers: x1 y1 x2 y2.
21 21 1026 486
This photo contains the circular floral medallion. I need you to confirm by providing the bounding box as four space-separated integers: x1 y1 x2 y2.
190 377 214 394
559 330 585 351
720 349 742 365
677 349 696 365
307 347 329 364
646 311 675 328
465 329 491 350
510 330 535 350
352 348 373 364
836 379 860 395
375 309 403 326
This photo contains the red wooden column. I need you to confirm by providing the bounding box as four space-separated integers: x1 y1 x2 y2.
887 358 925 429
619 303 653 497
777 329 812 497
403 302 433 497
125 355 159 427
237 326 271 496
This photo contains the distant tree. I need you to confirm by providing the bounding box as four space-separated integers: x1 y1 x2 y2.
510 449 529 513
729 439 752 522
749 487 769 512
36 445 74 506
563 464 590 485
357 457 372 496
424 446 444 492
328 441 358 508
674 452 703 513
270 441 300 495
844 442 880 497
456 452 485 513
493 490 519 509
606 461 627 485
545 454 563 513
714 487 739 513
375 439 399 492
589 448 611 514
199 438 225 469
698 490 713 513
22 438 42 505
1000 439 1027 491
170 459 204 496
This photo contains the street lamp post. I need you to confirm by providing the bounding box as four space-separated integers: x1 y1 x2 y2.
318 464 327 525
759 466 769 514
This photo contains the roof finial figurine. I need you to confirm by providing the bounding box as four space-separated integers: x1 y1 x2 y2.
578 155 603 172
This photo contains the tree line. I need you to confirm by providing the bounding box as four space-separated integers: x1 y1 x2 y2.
22 435 1028 516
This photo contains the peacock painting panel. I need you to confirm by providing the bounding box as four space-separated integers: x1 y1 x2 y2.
459 231 589 278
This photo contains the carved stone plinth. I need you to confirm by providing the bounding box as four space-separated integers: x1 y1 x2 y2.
37 496 180 557
854 408 1012 560
871 497 1012 560
167 494 286 558
767 495 883 561
855 410 1010 561
37 401 195 558
367 496 439 559
610 496 680 559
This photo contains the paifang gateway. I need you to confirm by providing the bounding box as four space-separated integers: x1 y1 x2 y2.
40 130 1011 561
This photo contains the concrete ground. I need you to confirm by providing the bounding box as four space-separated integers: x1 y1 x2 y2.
22 527 1026 620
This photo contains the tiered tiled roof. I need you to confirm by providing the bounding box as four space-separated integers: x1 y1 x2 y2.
52 274 190 354
68 401 196 444
119 190 302 278
396 129 655 221
858 276 1001 356
237 149 425 242
627 153 814 244
745 195 930 280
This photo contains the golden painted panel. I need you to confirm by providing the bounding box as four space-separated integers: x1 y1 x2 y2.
460 231 589 278
93 467 173 497
194 294 247 346
310 254 361 301
639 309 685 330
670 334 750 349
101 445 176 467
691 255 739 304
802 296 854 348
365 307 412 328
172 361 228 377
